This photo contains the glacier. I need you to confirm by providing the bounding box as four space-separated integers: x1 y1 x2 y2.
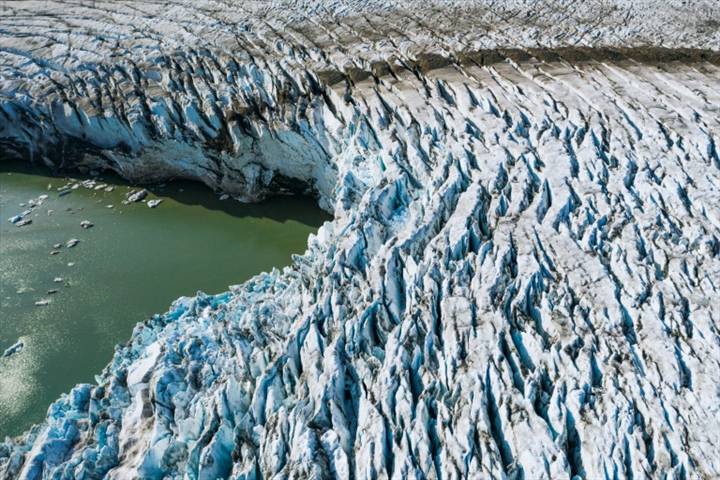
1 0 720 478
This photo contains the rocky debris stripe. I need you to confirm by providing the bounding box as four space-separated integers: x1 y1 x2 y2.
1 1 720 479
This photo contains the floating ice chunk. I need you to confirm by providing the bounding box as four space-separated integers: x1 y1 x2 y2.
2 341 24 357
127 189 147 202
147 199 163 208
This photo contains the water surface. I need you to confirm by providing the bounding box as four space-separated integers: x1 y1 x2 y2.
0 161 330 438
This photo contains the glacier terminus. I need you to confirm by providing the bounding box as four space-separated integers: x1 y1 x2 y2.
1 0 720 478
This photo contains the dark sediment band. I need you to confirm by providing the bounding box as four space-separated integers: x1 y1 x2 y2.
319 47 720 87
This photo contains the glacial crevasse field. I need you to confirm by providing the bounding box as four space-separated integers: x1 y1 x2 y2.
1 0 720 478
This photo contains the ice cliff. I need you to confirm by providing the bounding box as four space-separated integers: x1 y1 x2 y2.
2 0 720 478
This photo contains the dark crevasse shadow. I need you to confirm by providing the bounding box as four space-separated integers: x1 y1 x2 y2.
0 160 332 227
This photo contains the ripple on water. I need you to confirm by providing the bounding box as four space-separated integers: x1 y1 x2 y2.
0 340 40 429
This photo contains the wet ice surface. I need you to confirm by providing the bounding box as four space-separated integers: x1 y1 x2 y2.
1 0 720 479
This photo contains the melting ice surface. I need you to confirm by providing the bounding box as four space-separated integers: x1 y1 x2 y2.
0 161 331 437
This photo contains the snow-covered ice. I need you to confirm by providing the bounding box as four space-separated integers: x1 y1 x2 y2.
1 0 720 478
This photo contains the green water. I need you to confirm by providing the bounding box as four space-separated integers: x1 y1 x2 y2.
0 161 330 438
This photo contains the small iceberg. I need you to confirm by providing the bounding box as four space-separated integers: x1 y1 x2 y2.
66 239 80 248
8 215 22 223
35 300 50 306
16 219 32 227
148 199 163 208
3 341 24 358
127 189 147 202
80 220 93 229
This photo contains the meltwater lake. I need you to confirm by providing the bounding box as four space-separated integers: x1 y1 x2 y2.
0 161 330 438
